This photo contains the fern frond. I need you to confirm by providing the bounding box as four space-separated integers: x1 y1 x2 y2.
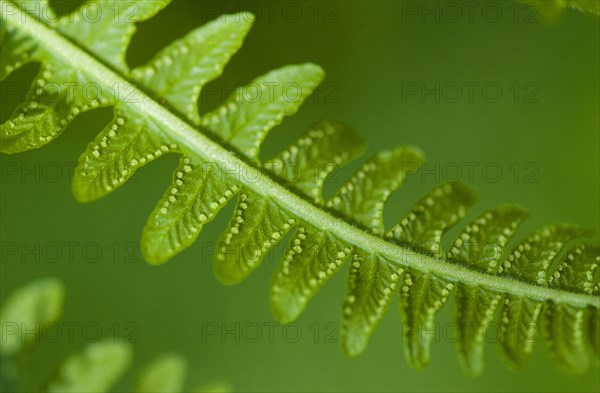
1 0 598 376
0 278 219 392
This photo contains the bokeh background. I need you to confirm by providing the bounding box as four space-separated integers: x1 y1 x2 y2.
1 0 599 391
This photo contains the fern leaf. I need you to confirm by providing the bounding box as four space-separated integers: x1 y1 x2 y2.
142 156 238 263
47 341 132 393
271 224 353 322
387 183 477 365
272 146 423 322
265 120 365 204
136 354 187 393
341 252 403 356
497 296 543 369
447 206 529 273
0 58 111 153
0 10 40 80
73 104 177 202
57 0 170 73
214 191 296 285
350 182 477 364
215 120 363 284
550 243 600 295
388 182 478 255
453 284 502 376
401 271 456 369
543 244 600 373
131 12 254 125
499 225 590 284
0 277 64 356
339 150 439 357
449 206 529 376
141 64 323 263
497 225 590 368
328 146 425 235
2 0 599 376
201 64 324 162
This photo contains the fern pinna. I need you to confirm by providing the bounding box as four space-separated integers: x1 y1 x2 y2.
1 0 598 377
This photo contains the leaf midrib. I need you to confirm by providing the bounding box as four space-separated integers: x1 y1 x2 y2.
3 5 598 308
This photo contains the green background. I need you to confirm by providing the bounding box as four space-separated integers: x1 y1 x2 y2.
1 0 599 391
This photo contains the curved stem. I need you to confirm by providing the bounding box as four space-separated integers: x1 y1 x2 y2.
3 4 598 308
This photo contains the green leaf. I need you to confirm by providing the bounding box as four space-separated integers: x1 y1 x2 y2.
136 353 187 393
328 146 425 235
387 182 477 256
214 192 295 285
265 120 365 204
0 277 65 356
141 156 238 264
72 104 177 202
47 341 132 393
496 225 591 369
549 243 599 295
342 182 476 357
543 244 600 373
201 64 325 161
215 120 363 284
453 284 502 377
57 0 171 72
131 12 254 125
399 271 455 369
341 252 403 356
499 224 590 285
333 146 424 358
271 225 352 323
447 206 529 376
0 58 111 153
447 206 530 274
497 295 543 369
544 302 592 374
1 11 40 80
